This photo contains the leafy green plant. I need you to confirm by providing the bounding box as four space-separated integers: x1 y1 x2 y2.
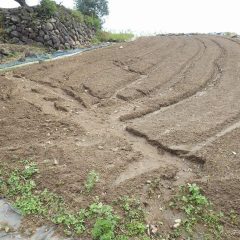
120 196 145 222
117 196 147 237
170 183 224 239
88 202 113 216
14 194 43 215
92 218 117 240
52 210 86 235
125 221 146 236
85 170 99 192
37 0 57 18
22 161 39 179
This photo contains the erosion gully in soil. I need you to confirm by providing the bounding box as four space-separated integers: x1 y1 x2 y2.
0 35 240 239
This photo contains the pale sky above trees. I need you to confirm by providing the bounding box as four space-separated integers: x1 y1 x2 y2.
1 0 240 34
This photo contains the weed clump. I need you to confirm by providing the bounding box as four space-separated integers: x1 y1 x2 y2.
85 170 99 192
169 183 224 239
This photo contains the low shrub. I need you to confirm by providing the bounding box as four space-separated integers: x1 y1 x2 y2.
70 10 84 23
37 0 58 18
84 16 102 30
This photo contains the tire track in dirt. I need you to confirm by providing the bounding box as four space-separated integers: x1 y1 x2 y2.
4 70 198 187
123 36 240 169
113 126 197 186
82 38 182 100
19 76 90 109
115 38 198 101
139 38 206 96
126 126 206 164
79 38 177 100
112 37 179 75
185 114 240 158
119 37 226 121
112 36 176 67
113 40 187 100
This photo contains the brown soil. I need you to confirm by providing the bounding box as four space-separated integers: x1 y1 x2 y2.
0 35 240 239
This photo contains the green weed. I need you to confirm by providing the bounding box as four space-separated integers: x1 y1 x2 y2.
85 170 99 193
228 210 239 225
92 218 117 240
170 183 224 239
22 160 39 179
117 196 147 237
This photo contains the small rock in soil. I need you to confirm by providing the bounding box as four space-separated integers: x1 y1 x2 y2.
174 219 182 224
0 48 11 56
53 159 59 165
13 74 23 78
147 224 158 236
25 51 38 58
19 56 26 62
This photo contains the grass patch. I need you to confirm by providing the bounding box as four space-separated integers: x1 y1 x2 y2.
94 31 134 43
169 183 224 239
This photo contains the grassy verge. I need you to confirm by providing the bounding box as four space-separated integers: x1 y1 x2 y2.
93 31 134 43
0 161 233 239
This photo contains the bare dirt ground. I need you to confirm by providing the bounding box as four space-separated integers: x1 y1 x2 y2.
0 35 240 238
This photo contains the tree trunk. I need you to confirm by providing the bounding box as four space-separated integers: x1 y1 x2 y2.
14 0 28 7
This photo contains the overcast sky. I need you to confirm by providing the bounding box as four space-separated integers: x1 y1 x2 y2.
1 0 240 34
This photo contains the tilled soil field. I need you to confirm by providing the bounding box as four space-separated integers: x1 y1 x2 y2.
0 35 240 239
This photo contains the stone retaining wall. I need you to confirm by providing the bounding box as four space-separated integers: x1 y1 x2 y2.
0 6 96 49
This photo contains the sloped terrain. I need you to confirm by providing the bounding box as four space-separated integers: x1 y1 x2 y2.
0 35 240 239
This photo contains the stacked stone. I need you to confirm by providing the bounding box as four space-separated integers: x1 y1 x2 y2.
0 6 96 49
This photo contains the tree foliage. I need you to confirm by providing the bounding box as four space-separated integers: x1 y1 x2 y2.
75 0 109 18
